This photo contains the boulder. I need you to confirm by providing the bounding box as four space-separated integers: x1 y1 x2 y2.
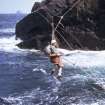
16 0 105 50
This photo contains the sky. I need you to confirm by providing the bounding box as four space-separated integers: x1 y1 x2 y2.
0 0 43 13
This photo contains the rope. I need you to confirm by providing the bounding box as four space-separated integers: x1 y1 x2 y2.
55 30 73 49
51 17 55 40
31 0 83 49
53 0 83 49
32 11 51 26
54 0 82 32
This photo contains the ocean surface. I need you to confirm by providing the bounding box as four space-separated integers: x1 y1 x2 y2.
0 14 105 105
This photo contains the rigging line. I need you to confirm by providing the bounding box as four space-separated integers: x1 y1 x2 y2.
56 28 75 49
68 32 83 48
63 57 75 66
31 0 83 49
55 30 73 50
33 11 51 26
52 0 83 49
54 0 82 32
63 0 82 18
51 16 55 40
32 8 54 28
59 23 64 28
32 11 55 41
58 26 65 31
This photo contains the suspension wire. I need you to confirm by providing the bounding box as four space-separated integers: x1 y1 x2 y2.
32 11 55 41
67 31 83 48
55 30 73 49
58 26 65 31
53 0 83 49
31 0 83 49
54 0 82 32
55 25 73 49
32 11 51 26
51 17 55 40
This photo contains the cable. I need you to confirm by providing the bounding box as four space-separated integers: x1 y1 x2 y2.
31 0 84 49
54 0 82 32
55 30 73 49
32 11 51 26
53 0 83 49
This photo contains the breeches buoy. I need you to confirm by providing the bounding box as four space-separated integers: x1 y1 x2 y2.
49 54 63 67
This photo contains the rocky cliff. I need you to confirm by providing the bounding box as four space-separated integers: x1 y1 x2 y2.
16 0 105 50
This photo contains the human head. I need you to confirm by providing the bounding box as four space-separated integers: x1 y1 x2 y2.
51 40 56 45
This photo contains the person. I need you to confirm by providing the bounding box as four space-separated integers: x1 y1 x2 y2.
45 40 63 79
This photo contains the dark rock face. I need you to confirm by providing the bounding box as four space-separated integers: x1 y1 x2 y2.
16 13 51 50
16 0 105 50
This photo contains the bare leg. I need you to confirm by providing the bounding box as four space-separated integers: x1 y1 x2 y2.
58 67 63 76
51 64 58 75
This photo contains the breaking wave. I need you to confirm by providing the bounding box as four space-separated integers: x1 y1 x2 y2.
0 28 15 33
0 36 22 52
0 35 40 53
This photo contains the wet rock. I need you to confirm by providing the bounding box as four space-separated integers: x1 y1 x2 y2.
16 0 105 50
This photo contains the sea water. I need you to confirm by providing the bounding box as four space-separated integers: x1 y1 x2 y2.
0 14 105 105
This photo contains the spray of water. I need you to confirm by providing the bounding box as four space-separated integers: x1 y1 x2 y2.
0 35 40 53
0 28 15 33
0 36 22 52
57 48 105 68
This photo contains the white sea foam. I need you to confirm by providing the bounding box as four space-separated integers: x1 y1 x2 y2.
0 36 22 52
70 99 105 105
57 48 105 91
57 48 105 68
3 87 58 105
0 28 15 33
33 67 47 75
0 36 40 53
0 35 105 68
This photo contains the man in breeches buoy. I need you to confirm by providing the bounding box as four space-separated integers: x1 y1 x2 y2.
45 40 63 79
